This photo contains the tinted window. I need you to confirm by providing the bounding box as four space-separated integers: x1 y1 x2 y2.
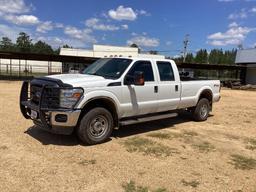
128 61 154 82
157 61 175 81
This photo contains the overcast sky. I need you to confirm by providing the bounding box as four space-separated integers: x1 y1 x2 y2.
0 0 256 56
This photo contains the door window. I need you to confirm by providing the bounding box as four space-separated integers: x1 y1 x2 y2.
157 61 175 81
127 61 154 82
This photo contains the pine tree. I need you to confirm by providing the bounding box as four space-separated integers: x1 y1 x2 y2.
16 32 33 53
32 40 54 54
0 37 15 52
185 53 194 63
194 49 208 63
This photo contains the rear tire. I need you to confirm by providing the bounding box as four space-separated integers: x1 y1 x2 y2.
192 98 210 121
77 107 113 145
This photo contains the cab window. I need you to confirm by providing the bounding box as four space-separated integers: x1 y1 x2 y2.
157 61 175 81
127 61 154 82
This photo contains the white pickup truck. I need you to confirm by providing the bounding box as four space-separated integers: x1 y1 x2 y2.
20 57 221 145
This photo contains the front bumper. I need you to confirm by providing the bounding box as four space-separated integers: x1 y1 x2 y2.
20 81 81 135
32 110 81 135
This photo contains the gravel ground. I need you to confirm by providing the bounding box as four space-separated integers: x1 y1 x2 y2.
0 81 256 192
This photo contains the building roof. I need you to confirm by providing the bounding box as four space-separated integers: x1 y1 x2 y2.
235 49 256 64
0 51 98 63
177 63 246 70
60 44 165 59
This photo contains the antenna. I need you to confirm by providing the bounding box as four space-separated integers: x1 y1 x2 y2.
183 34 189 62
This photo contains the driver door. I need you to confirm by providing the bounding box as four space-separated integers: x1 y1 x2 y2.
121 60 158 117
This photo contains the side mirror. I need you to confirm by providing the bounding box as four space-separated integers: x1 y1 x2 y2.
134 71 145 86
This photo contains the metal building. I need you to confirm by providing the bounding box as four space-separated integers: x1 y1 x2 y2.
236 48 256 84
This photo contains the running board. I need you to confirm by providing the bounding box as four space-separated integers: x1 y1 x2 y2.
119 112 178 126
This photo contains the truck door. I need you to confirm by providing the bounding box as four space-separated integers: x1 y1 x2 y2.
155 61 180 112
121 60 158 117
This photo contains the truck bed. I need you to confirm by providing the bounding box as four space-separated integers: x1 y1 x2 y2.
178 80 221 109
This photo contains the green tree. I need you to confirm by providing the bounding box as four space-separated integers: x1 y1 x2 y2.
173 56 184 63
185 53 194 63
129 43 141 53
16 32 33 53
209 49 222 64
208 49 236 64
130 43 139 48
62 44 72 48
194 49 208 63
149 50 158 55
32 40 54 54
54 47 61 55
0 37 15 52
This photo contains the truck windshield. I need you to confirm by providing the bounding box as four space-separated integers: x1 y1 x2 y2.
83 58 132 79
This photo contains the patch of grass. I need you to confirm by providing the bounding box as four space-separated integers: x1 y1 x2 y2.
183 131 198 137
192 141 215 153
181 179 200 188
123 137 178 157
122 181 168 192
245 138 256 151
78 159 96 166
230 154 256 170
147 130 198 141
147 132 180 140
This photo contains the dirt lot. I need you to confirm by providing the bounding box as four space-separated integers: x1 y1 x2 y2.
0 81 256 192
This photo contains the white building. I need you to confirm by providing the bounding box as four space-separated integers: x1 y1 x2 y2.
60 44 165 59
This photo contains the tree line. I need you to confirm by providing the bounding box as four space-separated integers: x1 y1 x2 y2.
174 49 237 65
0 32 71 55
130 43 237 65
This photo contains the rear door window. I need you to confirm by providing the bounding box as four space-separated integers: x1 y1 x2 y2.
156 61 175 81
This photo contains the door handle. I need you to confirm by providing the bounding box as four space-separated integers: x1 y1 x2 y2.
175 85 179 92
154 86 158 93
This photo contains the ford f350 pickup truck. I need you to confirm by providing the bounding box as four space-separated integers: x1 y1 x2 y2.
20 58 221 145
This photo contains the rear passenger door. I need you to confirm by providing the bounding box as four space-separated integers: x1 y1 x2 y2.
156 61 180 112
121 60 158 117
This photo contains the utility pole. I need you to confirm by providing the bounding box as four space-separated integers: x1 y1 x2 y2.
183 34 189 63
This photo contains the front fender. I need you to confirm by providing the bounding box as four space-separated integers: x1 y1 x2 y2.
76 90 121 115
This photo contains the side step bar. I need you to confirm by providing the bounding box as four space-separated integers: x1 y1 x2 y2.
119 112 178 126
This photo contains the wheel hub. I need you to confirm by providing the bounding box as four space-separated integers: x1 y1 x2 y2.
89 115 108 138
200 104 208 118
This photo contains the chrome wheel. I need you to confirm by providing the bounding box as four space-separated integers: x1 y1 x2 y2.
89 115 108 138
200 104 208 118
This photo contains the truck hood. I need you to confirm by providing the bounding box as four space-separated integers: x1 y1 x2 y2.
47 74 114 88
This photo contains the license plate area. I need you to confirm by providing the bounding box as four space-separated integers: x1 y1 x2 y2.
30 110 38 119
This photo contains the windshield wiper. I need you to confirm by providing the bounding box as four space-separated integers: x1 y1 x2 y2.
86 72 102 77
86 72 116 79
101 74 116 79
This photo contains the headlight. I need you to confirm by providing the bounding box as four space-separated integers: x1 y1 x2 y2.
59 88 83 109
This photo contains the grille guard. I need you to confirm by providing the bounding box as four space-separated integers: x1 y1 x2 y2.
20 80 83 130
20 81 51 129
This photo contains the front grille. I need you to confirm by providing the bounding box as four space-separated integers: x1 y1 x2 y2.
41 87 60 109
30 85 42 104
30 85 60 109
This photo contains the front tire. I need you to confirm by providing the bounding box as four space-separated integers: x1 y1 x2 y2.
192 98 210 121
77 107 114 145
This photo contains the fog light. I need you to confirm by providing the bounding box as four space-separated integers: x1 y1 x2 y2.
55 114 68 122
